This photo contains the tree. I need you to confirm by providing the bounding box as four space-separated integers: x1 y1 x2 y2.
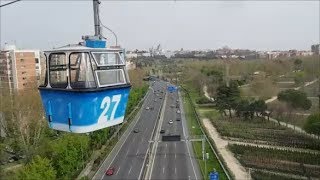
251 99 267 117
17 155 56 180
50 134 90 178
278 89 312 127
294 71 305 86
304 113 320 136
215 81 240 118
278 89 312 110
294 58 303 71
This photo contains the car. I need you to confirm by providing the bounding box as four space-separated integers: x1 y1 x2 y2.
160 129 165 134
176 110 181 114
145 106 150 110
176 118 181 121
106 167 115 176
154 99 157 102
168 120 173 124
170 104 175 108
159 97 163 99
133 128 139 133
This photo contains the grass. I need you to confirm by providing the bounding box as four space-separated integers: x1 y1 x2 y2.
182 91 228 180
303 80 319 97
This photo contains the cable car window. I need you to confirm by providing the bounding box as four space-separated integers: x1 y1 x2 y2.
49 53 68 88
39 53 47 87
92 52 124 66
95 69 126 87
69 52 96 89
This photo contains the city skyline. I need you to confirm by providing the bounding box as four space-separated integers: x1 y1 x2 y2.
1 1 319 51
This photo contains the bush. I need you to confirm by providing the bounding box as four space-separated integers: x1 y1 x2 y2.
17 155 56 180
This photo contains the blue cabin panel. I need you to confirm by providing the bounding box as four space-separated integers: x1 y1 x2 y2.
39 87 130 133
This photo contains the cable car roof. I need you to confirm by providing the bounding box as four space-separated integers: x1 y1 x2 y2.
44 44 124 53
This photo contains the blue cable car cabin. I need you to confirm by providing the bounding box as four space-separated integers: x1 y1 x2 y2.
38 45 131 133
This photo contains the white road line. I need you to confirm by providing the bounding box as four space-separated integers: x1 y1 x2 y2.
175 153 176 159
116 167 121 175
162 167 165 174
136 148 140 155
128 166 132 175
126 149 130 156
164 152 166 159
165 143 167 148
175 167 177 175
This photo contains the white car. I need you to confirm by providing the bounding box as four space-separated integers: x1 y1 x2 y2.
176 110 181 114
145 107 150 110
168 120 173 124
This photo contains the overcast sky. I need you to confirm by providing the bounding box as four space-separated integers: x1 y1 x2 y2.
0 1 319 51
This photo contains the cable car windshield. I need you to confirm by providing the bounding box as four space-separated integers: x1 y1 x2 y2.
92 52 124 66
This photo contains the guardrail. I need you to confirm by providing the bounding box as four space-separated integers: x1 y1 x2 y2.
180 86 232 180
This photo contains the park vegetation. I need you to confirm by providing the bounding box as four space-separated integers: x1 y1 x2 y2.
177 55 319 179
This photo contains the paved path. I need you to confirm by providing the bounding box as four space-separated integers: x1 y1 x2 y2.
202 118 250 180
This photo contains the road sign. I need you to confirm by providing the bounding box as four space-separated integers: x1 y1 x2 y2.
209 171 219 180
167 85 178 92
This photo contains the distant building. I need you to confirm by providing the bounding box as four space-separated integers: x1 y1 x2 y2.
311 44 320 55
0 44 41 92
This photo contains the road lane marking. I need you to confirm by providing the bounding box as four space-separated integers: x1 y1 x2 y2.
164 152 166 158
116 167 121 175
162 167 165 174
136 148 140 155
147 92 168 179
175 153 176 159
128 166 132 175
126 149 130 156
138 82 166 180
175 167 177 175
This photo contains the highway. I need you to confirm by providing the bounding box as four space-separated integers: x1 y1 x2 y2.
149 88 202 180
96 80 166 180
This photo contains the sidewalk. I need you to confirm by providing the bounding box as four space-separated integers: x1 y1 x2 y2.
202 118 250 180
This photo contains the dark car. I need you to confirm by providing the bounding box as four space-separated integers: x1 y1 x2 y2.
176 118 181 121
160 129 165 134
133 128 139 133
106 167 115 176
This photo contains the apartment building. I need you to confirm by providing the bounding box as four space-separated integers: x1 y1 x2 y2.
0 45 41 92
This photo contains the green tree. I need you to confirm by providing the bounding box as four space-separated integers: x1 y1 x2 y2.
215 81 240 118
294 58 303 71
50 134 89 178
278 89 312 127
17 155 56 180
251 99 267 117
294 71 305 86
304 113 320 136
278 89 312 110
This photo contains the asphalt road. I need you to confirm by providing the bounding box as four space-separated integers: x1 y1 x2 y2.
150 89 202 180
100 81 166 180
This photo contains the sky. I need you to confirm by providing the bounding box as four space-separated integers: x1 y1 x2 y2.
0 0 319 51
